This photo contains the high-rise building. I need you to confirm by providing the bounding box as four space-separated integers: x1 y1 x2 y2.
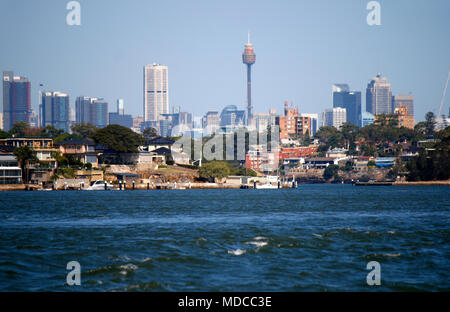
2 71 31 131
300 113 319 135
333 84 361 126
202 111 221 133
92 99 108 128
392 95 414 117
220 105 246 128
41 91 70 132
393 106 414 129
242 32 256 125
75 96 108 128
117 99 125 115
276 101 298 139
109 99 133 128
143 64 169 122
322 107 347 129
75 96 92 125
366 73 392 115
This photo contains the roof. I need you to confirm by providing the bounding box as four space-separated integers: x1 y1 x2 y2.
145 136 175 145
151 147 172 155
54 138 96 146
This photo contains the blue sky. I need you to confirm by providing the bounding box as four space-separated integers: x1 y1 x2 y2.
1 0 449 121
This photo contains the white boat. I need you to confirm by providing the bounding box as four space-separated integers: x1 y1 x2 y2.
255 183 278 189
86 180 113 190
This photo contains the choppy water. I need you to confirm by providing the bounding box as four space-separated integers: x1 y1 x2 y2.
0 185 449 291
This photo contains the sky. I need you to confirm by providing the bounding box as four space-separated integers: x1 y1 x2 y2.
1 0 449 122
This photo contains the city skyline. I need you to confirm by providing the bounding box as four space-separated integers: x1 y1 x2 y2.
1 0 449 123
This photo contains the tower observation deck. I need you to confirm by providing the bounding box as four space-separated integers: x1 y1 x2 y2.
242 32 256 125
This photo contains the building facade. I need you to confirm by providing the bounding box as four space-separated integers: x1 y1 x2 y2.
322 107 347 129
300 113 319 135
2 71 31 131
366 73 392 115
393 95 414 117
41 91 70 132
75 96 108 128
143 64 169 123
109 99 132 128
332 84 361 126
276 101 298 139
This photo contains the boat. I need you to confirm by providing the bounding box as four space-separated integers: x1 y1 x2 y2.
85 180 113 190
255 183 278 189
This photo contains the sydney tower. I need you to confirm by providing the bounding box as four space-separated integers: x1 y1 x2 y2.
242 32 256 125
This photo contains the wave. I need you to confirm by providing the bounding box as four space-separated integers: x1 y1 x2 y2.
228 249 246 256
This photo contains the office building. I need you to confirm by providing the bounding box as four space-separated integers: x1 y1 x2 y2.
2 71 31 131
109 99 133 128
322 107 346 129
393 95 414 116
366 73 392 115
333 84 361 126
143 64 169 122
40 91 70 132
300 113 319 135
75 96 108 128
220 105 246 128
276 101 298 139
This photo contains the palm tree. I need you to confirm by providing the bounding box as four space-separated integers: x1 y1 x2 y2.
13 146 38 184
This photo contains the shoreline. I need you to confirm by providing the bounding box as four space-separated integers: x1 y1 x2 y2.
1 180 450 191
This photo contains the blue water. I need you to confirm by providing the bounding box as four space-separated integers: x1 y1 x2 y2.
0 185 449 291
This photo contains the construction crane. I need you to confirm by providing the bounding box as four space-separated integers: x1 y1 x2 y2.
438 69 450 118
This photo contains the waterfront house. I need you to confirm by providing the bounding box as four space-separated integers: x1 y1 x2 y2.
0 153 22 184
54 138 101 168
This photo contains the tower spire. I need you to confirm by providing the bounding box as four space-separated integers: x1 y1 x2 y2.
248 30 250 44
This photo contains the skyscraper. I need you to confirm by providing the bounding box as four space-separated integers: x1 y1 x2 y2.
332 84 361 126
91 99 108 128
143 64 169 123
392 95 414 117
366 73 392 115
75 96 108 128
2 71 31 131
322 107 347 129
242 32 256 125
41 91 70 132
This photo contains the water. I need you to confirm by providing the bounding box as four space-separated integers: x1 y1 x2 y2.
0 185 449 291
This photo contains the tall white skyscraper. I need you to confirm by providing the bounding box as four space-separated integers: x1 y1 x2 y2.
322 107 347 129
366 73 392 115
143 64 169 122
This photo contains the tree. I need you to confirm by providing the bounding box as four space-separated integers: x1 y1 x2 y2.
91 124 145 153
39 125 65 138
10 122 29 137
323 164 340 181
143 127 158 138
424 112 436 137
198 161 231 182
71 123 98 138
13 146 38 184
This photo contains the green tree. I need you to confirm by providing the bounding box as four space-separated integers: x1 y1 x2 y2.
143 127 158 138
91 124 144 153
323 164 340 181
424 112 436 137
198 161 231 182
71 123 98 138
10 122 29 137
13 145 38 183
